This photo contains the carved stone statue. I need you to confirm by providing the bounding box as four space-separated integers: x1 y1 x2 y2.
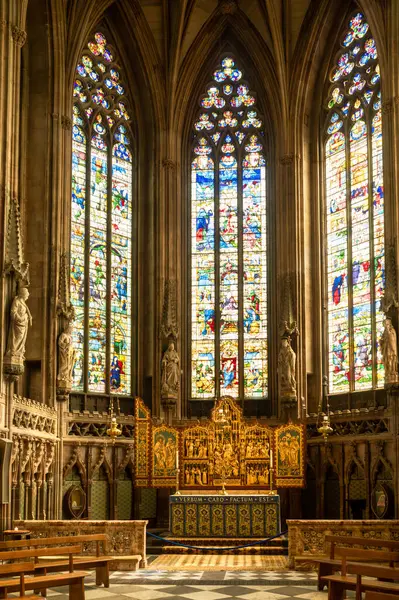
161 341 180 397
380 318 398 384
5 287 32 363
278 335 296 397
57 322 76 389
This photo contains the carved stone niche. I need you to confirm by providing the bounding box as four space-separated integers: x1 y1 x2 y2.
63 485 86 519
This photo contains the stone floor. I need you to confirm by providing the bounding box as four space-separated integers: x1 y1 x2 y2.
6 567 334 600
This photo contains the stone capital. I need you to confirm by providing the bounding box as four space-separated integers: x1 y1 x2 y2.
279 154 301 167
162 158 176 171
61 116 72 131
382 100 393 115
218 0 238 14
11 26 27 47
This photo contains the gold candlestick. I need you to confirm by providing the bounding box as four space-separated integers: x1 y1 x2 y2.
268 450 274 494
175 450 181 495
175 467 181 495
269 466 274 494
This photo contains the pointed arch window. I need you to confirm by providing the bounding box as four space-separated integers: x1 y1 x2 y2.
190 56 268 400
325 12 384 394
70 32 133 395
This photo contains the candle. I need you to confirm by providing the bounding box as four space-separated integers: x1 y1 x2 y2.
176 449 179 470
270 449 273 469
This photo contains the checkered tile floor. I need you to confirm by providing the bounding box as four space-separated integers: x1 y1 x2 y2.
19 582 329 599
7 570 329 600
110 569 317 584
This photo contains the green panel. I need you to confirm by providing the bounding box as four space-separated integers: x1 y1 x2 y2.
117 480 133 520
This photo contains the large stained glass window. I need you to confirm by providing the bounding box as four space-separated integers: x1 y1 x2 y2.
191 56 268 400
70 32 133 395
325 12 384 394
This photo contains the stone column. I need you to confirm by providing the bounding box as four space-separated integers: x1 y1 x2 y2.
277 154 304 420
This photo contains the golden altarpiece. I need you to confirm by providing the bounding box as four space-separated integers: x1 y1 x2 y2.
134 397 305 537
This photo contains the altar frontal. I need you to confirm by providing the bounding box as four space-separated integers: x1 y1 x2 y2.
134 396 305 490
170 493 280 538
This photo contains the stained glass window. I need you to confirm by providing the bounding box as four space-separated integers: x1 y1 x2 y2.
70 32 133 395
325 12 384 394
191 56 268 400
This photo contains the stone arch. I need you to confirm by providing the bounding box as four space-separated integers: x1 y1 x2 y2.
63 447 87 484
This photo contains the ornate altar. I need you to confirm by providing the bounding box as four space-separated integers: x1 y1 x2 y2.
134 396 305 489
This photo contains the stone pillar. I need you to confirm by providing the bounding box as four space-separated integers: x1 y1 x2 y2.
277 154 304 420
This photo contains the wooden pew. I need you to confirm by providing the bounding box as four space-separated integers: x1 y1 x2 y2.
0 535 113 587
0 572 87 600
323 562 399 600
0 545 86 599
315 535 399 590
0 562 40 599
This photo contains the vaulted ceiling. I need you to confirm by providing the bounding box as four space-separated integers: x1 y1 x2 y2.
137 0 312 66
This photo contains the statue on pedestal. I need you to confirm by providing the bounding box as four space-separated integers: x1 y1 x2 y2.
278 335 296 397
380 318 398 384
4 287 32 364
161 341 180 398
57 322 76 390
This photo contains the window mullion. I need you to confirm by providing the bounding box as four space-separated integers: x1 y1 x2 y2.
106 134 112 395
215 151 221 399
346 121 355 395
84 127 92 397
367 110 377 388
237 144 244 406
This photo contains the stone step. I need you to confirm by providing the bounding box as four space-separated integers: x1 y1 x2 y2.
161 545 288 555
163 536 287 546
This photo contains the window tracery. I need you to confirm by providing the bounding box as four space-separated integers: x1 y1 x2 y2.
190 56 268 400
325 12 384 394
70 32 133 395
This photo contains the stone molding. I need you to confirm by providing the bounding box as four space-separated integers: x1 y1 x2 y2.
68 420 134 438
306 417 389 440
11 26 27 47
14 395 57 417
13 395 57 436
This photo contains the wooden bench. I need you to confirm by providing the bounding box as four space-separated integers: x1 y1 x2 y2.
0 545 86 599
0 572 87 600
0 562 40 599
0 535 112 587
322 562 399 600
315 535 399 590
